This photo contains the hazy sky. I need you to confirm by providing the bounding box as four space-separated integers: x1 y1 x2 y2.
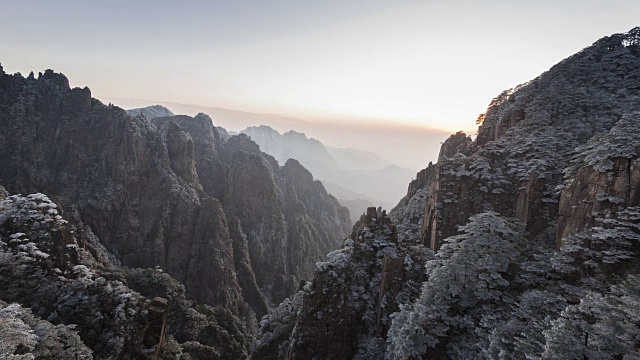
2 0 639 169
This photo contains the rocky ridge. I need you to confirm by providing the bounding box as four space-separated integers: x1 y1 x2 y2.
0 64 351 357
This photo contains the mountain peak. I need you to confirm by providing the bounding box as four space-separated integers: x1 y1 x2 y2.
40 69 70 88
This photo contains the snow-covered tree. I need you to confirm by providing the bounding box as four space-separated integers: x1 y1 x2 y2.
0 301 92 359
387 212 524 359
554 206 640 284
542 275 640 359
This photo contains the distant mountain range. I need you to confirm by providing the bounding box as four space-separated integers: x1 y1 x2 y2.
326 146 398 170
240 125 415 220
105 95 451 171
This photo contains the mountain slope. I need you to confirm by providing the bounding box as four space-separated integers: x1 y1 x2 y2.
0 64 351 346
251 26 640 360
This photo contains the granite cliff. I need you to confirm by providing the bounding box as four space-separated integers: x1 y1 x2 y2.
0 64 351 357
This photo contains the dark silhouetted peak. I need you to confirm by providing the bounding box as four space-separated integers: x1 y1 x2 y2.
40 68 70 88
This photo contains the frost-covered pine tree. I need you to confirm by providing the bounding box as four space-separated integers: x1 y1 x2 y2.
0 302 92 359
553 206 640 284
542 275 640 360
387 212 524 359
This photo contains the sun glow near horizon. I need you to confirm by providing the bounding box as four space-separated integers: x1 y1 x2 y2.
3 0 640 168
94 1 640 134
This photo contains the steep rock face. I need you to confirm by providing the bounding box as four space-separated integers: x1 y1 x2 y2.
404 163 436 200
557 113 640 242
0 69 246 315
222 134 291 304
228 217 270 317
281 158 352 282
153 113 226 199
0 67 351 322
420 27 640 250
221 134 351 306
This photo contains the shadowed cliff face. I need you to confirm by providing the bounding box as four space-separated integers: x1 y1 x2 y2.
0 69 247 316
220 134 352 306
0 66 351 320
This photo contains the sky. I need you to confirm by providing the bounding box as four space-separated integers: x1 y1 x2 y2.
2 0 639 170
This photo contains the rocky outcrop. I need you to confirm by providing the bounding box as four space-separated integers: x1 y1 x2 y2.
437 131 473 161
153 113 226 199
405 163 435 200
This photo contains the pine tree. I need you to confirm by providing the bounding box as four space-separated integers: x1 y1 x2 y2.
387 212 524 359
